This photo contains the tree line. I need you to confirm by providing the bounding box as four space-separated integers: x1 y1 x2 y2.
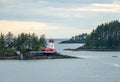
60 33 88 43
69 33 88 43
85 20 120 49
0 32 47 54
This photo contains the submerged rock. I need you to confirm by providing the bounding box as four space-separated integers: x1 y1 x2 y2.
112 56 118 57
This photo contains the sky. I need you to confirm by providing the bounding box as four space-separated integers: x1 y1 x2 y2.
0 0 120 38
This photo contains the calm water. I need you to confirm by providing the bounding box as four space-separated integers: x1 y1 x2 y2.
0 40 120 82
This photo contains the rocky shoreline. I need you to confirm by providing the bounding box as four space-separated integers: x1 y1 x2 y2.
59 41 84 44
64 46 120 51
0 53 79 60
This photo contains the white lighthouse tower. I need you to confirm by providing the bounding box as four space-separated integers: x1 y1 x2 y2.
41 39 56 53
48 39 55 50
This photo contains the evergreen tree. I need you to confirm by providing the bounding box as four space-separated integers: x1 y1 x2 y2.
39 34 47 49
0 33 5 49
0 32 47 54
5 32 14 49
61 33 88 43
85 20 120 49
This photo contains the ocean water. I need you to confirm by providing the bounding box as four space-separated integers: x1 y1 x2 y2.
0 40 120 82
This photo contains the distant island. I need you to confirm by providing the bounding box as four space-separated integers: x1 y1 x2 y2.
65 20 120 51
60 33 88 44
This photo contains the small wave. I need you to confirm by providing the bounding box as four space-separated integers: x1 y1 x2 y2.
113 64 120 67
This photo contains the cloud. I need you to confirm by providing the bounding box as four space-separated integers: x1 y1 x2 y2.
113 0 120 4
0 0 119 15
50 3 120 13
0 0 120 20
0 0 120 38
0 0 16 4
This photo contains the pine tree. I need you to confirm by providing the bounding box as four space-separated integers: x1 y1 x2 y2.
0 33 5 49
85 20 120 49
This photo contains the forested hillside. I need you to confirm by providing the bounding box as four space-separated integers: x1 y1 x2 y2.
85 20 120 49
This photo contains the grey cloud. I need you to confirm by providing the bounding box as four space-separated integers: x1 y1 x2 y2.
0 0 120 30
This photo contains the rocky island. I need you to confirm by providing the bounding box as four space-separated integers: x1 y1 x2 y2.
25 51 79 60
0 33 79 60
0 51 79 60
65 20 120 51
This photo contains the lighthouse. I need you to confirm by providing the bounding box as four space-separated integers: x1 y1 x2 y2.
41 39 56 53
48 39 55 50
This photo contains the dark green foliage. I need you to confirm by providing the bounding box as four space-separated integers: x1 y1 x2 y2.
61 33 88 43
15 33 47 55
85 20 120 49
0 49 16 56
69 33 88 43
0 34 5 49
39 34 47 49
5 32 14 49
0 32 47 55
21 44 27 55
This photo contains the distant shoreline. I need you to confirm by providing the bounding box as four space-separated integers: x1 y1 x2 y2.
59 41 84 44
59 43 84 44
64 47 120 51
